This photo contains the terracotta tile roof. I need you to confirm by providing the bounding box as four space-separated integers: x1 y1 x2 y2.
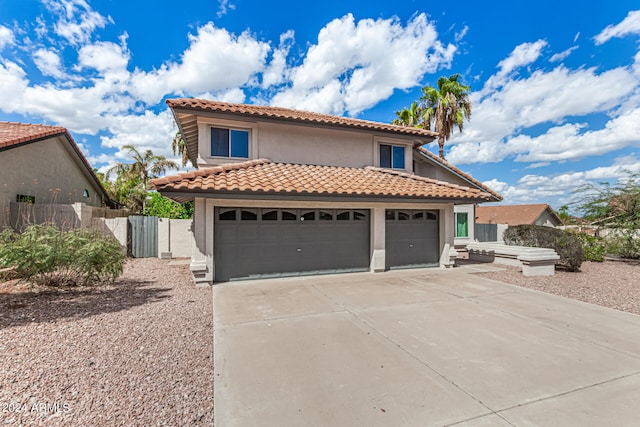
151 159 496 202
476 204 562 225
0 122 67 148
0 121 112 205
417 147 502 201
167 98 439 139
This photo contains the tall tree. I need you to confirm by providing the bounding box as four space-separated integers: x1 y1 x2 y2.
106 145 179 212
422 74 472 159
172 131 191 168
109 145 179 191
392 101 423 128
393 74 472 159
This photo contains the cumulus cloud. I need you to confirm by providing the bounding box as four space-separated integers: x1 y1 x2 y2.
271 13 456 115
497 40 547 75
129 23 270 104
485 154 640 205
447 62 639 165
33 48 65 78
0 25 14 50
43 0 111 45
594 10 640 45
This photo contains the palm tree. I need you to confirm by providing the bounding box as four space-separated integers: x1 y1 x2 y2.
392 101 423 128
421 74 472 159
108 145 179 191
172 131 190 168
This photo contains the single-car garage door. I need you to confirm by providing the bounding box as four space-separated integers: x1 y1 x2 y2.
214 208 370 281
385 209 439 269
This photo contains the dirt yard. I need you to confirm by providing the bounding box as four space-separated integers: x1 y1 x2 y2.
475 260 640 316
0 258 213 426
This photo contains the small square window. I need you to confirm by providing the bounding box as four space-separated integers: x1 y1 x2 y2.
380 144 405 169
211 127 249 158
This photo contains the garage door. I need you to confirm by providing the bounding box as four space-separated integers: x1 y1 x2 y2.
214 208 370 281
385 209 439 269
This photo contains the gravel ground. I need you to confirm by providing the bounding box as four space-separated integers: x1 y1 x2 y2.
0 258 213 426
475 260 640 316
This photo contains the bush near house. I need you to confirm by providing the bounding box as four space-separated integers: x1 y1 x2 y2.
0 224 125 286
575 233 606 262
604 230 640 259
504 224 583 272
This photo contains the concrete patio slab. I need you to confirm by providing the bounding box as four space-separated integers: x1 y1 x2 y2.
213 268 640 426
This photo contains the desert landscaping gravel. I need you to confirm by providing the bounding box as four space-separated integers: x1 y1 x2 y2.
476 260 640 316
0 258 213 426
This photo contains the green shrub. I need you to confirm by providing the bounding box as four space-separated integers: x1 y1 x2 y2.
503 224 584 271
604 230 640 259
0 224 125 286
575 233 606 262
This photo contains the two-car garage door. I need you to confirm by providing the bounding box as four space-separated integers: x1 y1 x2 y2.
214 207 440 282
214 208 370 281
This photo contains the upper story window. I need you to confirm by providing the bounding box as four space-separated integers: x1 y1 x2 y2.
379 144 405 169
211 127 249 158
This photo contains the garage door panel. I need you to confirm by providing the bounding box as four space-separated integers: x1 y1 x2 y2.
386 210 439 269
214 208 370 282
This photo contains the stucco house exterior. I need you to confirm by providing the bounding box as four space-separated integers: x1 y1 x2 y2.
0 122 112 229
151 99 502 284
476 204 563 228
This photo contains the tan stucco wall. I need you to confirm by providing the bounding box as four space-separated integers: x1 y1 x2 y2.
413 157 472 188
0 136 105 226
195 117 417 171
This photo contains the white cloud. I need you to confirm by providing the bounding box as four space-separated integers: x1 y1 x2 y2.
217 0 236 18
454 25 468 42
447 60 639 165
33 48 64 78
43 0 111 46
129 23 270 104
486 154 640 205
271 13 456 115
594 10 640 45
99 109 176 159
549 46 578 63
77 39 129 74
261 30 294 88
497 40 547 75
0 25 14 50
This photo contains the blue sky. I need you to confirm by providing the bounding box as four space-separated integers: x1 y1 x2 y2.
1 1 639 212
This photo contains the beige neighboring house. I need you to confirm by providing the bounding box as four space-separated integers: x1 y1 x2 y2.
151 99 502 285
0 122 112 229
476 204 563 227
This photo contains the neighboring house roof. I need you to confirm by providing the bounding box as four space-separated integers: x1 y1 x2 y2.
167 98 439 167
150 159 496 203
475 204 563 226
416 147 503 202
0 122 113 206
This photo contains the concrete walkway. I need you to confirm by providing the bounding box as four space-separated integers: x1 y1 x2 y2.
213 267 640 426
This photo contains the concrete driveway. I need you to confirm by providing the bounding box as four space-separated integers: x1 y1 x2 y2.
212 266 640 426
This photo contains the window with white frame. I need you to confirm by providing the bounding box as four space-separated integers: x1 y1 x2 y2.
379 144 405 169
455 212 469 238
210 127 249 158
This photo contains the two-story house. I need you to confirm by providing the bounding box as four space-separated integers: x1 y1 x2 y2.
151 99 501 285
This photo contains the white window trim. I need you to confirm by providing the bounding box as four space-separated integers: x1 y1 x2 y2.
374 137 412 172
197 117 258 166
